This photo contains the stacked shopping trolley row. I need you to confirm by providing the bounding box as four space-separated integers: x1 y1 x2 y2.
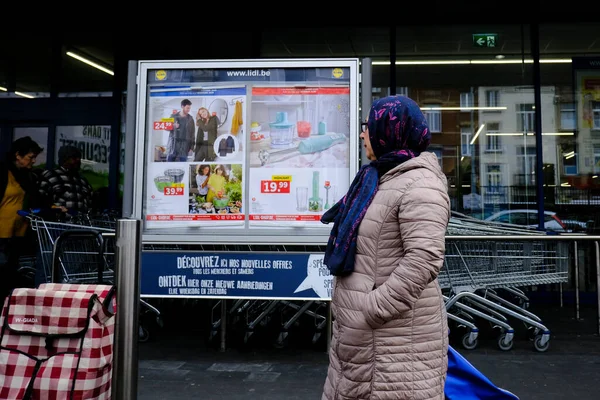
443 212 569 352
200 211 570 352
17 208 569 352
18 209 163 342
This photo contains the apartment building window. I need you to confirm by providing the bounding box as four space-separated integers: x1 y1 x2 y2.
486 164 503 192
593 101 600 130
594 144 600 174
559 103 576 130
431 147 443 168
424 104 441 133
517 146 536 185
486 90 500 107
486 122 502 152
461 128 471 156
396 87 409 96
517 104 536 133
460 92 474 108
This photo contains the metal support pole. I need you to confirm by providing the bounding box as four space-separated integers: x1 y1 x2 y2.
360 58 372 168
530 23 546 231
122 60 139 218
559 282 563 308
470 87 476 214
326 301 332 354
112 219 142 400
574 241 580 320
389 26 396 95
220 299 227 352
596 241 600 335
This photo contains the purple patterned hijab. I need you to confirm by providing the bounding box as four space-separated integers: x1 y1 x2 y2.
321 95 431 276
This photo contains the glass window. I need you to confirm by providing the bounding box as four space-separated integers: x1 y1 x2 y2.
424 104 442 133
486 90 500 107
388 24 537 218
460 92 474 108
593 101 600 130
397 87 409 96
485 122 502 152
486 163 503 191
594 144 600 174
559 102 576 130
461 128 471 156
517 104 536 132
516 146 536 186
495 213 511 223
510 212 529 225
541 23 600 212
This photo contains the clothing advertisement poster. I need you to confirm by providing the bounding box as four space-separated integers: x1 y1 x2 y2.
145 87 246 228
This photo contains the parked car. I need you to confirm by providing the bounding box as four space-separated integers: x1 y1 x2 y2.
484 209 568 232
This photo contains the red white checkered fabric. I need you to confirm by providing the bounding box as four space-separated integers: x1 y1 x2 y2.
0 284 115 400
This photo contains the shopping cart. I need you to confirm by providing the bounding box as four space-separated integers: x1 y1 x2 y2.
19 208 163 342
442 212 572 352
441 231 569 352
18 209 114 284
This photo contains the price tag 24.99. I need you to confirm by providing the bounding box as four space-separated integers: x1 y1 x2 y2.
153 121 174 130
261 180 290 194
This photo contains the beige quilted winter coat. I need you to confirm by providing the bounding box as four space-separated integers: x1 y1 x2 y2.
322 152 450 400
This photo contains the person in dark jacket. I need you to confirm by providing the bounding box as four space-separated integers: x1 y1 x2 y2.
0 136 46 305
194 107 219 161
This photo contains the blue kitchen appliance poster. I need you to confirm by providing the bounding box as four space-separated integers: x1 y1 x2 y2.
141 251 332 300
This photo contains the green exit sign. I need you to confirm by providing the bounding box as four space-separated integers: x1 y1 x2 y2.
473 33 498 48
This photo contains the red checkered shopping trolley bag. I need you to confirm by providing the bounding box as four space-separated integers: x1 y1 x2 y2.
0 284 116 400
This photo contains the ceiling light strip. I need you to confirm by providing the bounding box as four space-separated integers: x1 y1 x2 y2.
372 58 572 66
486 132 575 136
469 124 486 145
0 86 7 91
66 51 114 76
14 91 35 99
420 106 507 111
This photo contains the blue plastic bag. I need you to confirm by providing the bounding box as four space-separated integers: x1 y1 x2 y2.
445 345 519 399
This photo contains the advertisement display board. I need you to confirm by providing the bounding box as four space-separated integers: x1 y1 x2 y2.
132 59 360 244
141 251 332 300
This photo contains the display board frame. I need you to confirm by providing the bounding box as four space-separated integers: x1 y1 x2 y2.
131 58 360 245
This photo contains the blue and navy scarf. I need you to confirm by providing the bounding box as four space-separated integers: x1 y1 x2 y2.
321 95 431 276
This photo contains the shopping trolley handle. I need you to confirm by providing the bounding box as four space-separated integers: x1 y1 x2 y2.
17 208 42 217
17 206 73 218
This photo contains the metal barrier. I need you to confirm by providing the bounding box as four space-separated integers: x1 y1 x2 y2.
447 234 600 336
104 228 600 388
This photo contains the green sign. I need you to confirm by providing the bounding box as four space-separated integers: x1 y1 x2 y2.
473 33 497 48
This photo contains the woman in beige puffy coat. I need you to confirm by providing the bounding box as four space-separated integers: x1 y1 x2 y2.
321 95 450 400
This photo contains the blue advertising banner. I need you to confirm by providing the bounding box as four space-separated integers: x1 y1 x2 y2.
141 251 332 300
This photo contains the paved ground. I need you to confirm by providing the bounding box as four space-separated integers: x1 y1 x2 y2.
136 298 600 399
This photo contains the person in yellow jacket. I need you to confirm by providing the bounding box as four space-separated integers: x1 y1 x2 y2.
206 165 228 203
0 136 46 305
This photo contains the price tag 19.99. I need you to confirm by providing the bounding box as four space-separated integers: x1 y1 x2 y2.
260 180 290 194
164 186 184 196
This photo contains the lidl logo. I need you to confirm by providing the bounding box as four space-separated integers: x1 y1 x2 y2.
332 68 343 79
155 70 167 81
